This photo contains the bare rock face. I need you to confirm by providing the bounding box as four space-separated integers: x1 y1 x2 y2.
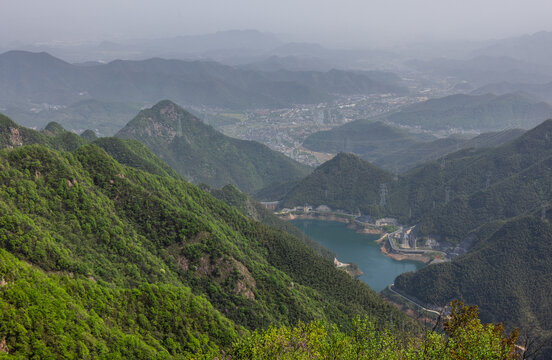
9 127 22 146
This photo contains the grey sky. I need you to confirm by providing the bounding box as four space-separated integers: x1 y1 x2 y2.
2 0 552 47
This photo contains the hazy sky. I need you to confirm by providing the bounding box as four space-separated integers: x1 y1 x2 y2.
2 0 552 47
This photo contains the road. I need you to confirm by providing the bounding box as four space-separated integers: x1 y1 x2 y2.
387 284 442 316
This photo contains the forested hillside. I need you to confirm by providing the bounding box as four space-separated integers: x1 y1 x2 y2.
303 118 524 172
281 153 395 217
116 100 312 193
0 113 426 357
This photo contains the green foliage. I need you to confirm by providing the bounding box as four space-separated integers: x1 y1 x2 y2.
93 137 180 178
0 133 418 356
395 217 552 343
229 301 519 359
210 184 335 259
115 100 312 193
281 152 395 217
0 249 236 359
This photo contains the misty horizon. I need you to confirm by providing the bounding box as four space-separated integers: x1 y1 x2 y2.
2 0 552 50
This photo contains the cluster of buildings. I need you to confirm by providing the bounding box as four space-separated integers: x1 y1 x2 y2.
204 94 426 167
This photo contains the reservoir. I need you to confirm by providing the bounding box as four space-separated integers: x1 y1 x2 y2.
291 219 422 292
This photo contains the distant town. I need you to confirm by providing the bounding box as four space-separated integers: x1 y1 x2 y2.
193 93 430 166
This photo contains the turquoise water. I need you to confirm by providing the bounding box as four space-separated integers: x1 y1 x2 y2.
291 219 422 292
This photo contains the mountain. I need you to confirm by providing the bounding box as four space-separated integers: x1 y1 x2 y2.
394 216 552 357
260 69 407 95
208 184 335 260
239 55 336 72
302 121 435 163
0 51 85 107
278 119 552 355
372 128 525 172
0 113 423 357
280 153 395 216
395 216 552 329
285 119 552 245
314 92 552 133
302 118 524 172
92 137 181 178
472 31 552 66
473 81 552 103
381 93 552 131
406 56 552 87
0 50 407 120
115 100 312 193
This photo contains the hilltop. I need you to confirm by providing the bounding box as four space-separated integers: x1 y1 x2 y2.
115 100 312 193
280 153 395 216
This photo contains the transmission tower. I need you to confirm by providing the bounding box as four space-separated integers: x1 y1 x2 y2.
379 183 388 207
445 186 450 204
177 118 183 137
485 172 491 190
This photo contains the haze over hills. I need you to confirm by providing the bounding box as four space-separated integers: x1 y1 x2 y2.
304 92 552 137
302 110 527 172
406 55 552 88
0 50 407 115
473 81 552 103
4 99 142 135
472 31 552 66
115 100 312 193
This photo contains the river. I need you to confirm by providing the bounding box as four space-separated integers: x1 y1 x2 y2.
291 219 422 292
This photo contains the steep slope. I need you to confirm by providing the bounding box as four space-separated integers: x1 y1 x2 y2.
0 249 237 359
0 114 87 151
394 216 552 354
0 128 419 356
396 119 552 242
92 137 180 178
116 100 312 193
209 184 335 260
281 153 395 216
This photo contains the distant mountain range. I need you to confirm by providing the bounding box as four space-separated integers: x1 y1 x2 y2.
4 99 142 135
472 30 552 66
115 100 312 193
406 55 552 87
473 81 552 103
0 50 407 120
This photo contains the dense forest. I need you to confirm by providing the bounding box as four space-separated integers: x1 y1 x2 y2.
0 114 427 357
115 100 311 193
279 118 552 356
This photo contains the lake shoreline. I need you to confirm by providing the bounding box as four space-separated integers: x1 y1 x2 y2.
288 218 423 292
282 215 428 264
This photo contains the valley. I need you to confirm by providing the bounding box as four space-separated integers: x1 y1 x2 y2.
2 15 552 357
